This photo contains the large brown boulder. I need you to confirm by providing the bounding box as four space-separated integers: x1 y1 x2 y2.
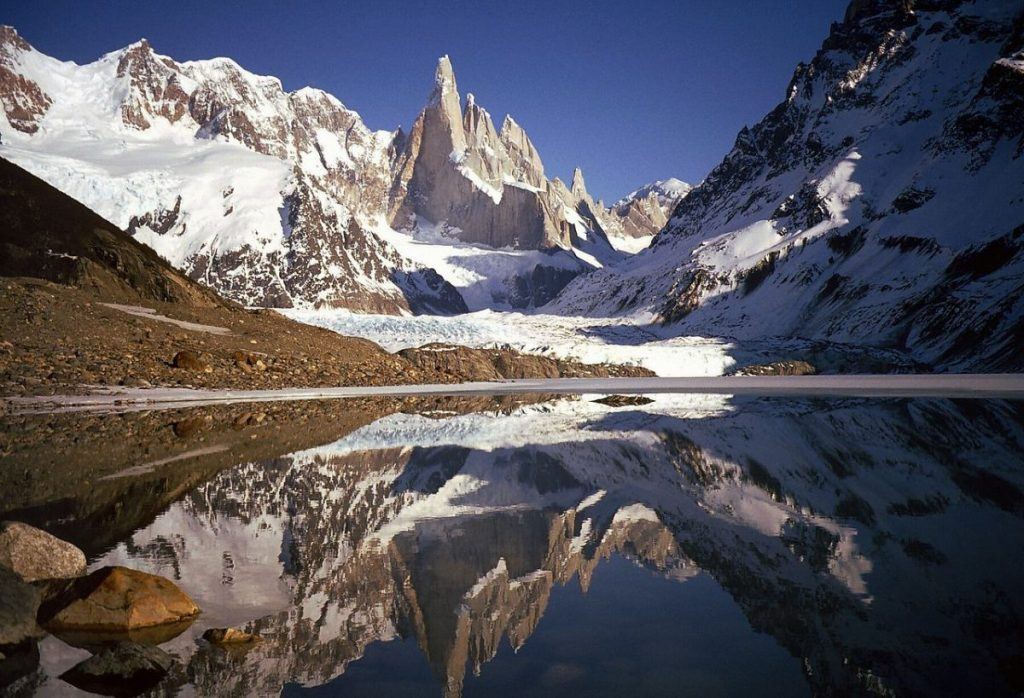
60 641 173 695
0 521 87 582
38 566 199 632
171 350 211 372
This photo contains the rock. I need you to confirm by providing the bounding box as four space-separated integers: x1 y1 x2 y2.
38 566 200 632
0 640 40 691
0 521 87 582
171 416 208 438
593 395 656 407
0 565 41 647
202 627 260 645
171 350 210 372
60 642 173 696
119 376 152 388
732 360 818 376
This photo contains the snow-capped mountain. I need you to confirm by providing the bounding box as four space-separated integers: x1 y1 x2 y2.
551 0 1024 370
0 29 672 312
605 177 693 252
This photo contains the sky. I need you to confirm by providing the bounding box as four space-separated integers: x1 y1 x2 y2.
2 0 849 201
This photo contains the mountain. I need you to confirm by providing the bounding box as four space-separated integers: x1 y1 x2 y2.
550 0 1024 371
604 177 693 252
0 156 646 395
0 154 224 309
0 29 671 313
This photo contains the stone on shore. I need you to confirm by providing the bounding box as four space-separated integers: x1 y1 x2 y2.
38 566 199 632
0 521 87 583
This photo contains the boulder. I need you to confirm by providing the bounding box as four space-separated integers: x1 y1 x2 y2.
0 565 41 646
0 521 87 582
60 642 173 696
202 627 260 645
171 350 211 372
0 640 40 691
39 566 199 632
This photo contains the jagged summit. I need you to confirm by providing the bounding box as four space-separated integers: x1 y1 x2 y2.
570 167 594 202
388 54 630 268
430 54 458 102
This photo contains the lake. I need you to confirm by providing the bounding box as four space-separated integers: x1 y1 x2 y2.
1 393 1022 696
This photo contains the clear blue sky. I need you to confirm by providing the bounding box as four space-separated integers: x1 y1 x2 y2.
3 0 849 201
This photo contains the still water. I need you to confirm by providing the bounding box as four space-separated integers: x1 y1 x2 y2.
1 393 1022 696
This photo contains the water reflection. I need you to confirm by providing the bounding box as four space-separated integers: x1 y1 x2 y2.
1 395 1023 696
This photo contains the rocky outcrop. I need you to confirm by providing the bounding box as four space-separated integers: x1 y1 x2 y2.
0 26 50 134
202 627 260 645
0 521 87 582
398 343 653 381
38 566 200 632
732 360 817 376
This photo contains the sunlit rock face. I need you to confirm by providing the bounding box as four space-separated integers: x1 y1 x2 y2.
551 0 1024 370
388 56 609 251
9 396 1018 696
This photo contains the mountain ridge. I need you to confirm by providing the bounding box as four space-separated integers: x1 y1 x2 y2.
0 29 677 312
549 0 1024 370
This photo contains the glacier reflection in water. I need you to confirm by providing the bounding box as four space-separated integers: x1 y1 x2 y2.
2 394 1023 697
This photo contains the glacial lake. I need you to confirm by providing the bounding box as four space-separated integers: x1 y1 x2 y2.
1 393 1022 696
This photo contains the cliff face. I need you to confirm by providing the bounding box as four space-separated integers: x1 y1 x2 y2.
388 56 620 254
550 0 1024 370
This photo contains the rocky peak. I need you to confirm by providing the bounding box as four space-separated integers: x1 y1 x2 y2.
115 38 191 130
431 55 458 102
570 167 589 200
0 27 51 134
389 55 582 251
499 114 545 188
0 25 31 55
462 94 500 149
421 54 467 159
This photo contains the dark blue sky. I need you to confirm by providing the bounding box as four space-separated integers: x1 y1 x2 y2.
3 0 848 201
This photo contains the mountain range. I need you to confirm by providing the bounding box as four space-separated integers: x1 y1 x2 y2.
2 0 1022 371
0 28 684 314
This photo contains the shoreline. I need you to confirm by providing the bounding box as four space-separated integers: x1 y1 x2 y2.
4 374 1023 414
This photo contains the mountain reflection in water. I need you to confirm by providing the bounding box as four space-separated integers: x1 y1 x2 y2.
1 394 1022 697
